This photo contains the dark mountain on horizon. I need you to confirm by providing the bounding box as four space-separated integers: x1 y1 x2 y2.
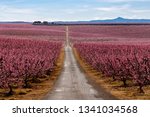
89 17 150 23
52 17 150 25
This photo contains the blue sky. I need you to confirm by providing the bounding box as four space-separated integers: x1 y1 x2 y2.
0 0 150 21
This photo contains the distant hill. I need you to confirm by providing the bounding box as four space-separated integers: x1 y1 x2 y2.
51 17 150 25
90 17 150 23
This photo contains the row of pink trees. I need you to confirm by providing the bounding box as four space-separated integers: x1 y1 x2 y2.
0 38 62 95
74 42 150 93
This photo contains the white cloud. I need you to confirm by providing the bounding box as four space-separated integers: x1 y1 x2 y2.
63 8 89 15
131 9 150 13
95 4 130 12
93 4 150 20
0 5 35 14
0 5 40 21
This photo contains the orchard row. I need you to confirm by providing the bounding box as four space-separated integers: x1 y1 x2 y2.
74 42 150 93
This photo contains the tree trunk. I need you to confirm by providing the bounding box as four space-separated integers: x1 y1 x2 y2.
112 75 116 81
138 85 144 93
122 79 127 87
23 77 31 88
6 85 14 96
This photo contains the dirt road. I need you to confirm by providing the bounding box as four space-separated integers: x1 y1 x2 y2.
43 26 116 100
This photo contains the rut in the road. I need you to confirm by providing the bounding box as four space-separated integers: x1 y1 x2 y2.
43 26 116 100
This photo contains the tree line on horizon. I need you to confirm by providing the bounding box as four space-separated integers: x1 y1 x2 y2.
32 21 56 25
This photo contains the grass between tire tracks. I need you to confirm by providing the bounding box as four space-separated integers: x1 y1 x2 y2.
73 47 150 100
0 48 65 100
